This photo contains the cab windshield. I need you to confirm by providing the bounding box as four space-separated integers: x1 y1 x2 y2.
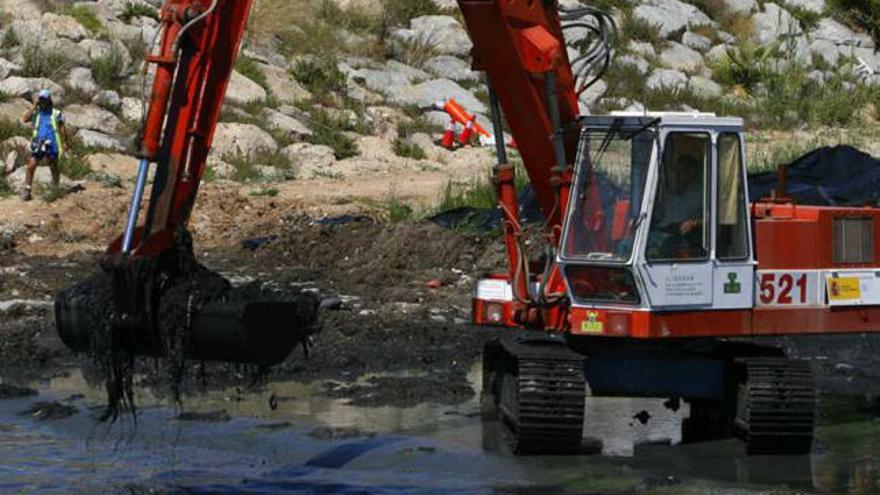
562 123 654 262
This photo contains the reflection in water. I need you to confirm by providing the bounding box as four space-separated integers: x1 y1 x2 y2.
1 366 877 494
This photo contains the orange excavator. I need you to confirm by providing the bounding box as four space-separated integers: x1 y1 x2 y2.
56 0 878 454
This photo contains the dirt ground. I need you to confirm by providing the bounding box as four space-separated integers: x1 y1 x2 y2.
0 172 513 408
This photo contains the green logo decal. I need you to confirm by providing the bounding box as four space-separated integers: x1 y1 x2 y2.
724 272 741 294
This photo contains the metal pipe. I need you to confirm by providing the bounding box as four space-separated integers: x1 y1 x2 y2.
488 84 507 166
544 72 567 170
122 158 150 253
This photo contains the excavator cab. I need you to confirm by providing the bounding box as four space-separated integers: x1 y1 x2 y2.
560 112 753 312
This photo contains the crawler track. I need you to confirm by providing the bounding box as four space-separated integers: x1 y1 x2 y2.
735 357 816 455
483 336 586 454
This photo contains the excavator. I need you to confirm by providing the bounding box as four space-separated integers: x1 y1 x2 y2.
54 0 878 455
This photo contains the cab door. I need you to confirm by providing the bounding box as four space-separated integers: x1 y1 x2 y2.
637 131 714 308
711 132 754 309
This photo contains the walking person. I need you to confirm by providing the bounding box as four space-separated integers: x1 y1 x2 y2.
20 89 68 201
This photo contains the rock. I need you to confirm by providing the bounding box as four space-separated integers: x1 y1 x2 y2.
76 129 126 152
628 41 655 59
211 123 278 160
646 69 688 91
660 42 704 72
752 3 802 45
8 19 46 45
0 0 41 21
257 63 311 105
91 90 121 111
813 18 874 48
262 108 312 138
716 31 737 44
21 401 77 421
617 54 650 75
423 110 451 128
624 101 647 113
810 39 840 67
43 37 90 66
282 142 336 178
633 0 714 38
0 77 64 103
689 76 723 97
682 32 711 52
41 13 88 41
0 59 19 81
807 70 827 85
389 78 487 114
120 97 143 123
66 67 98 94
392 15 472 57
706 44 731 63
0 99 29 124
721 0 757 14
422 55 479 83
6 163 70 188
225 70 267 106
84 153 139 180
64 104 123 133
784 0 826 14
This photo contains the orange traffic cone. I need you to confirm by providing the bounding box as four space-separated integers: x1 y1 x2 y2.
439 120 457 149
459 119 475 146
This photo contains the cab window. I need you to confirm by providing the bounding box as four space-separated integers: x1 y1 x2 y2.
717 133 749 260
646 133 710 262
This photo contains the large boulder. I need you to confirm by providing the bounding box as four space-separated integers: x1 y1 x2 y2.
0 77 64 103
689 76 723 97
282 142 336 178
84 153 139 181
121 97 143 123
389 78 487 114
809 39 840 67
422 55 479 83
0 98 29 123
812 18 874 48
76 129 126 152
617 54 650 75
261 108 311 139
92 90 121 112
64 104 124 133
0 58 18 81
633 0 714 38
646 69 688 91
41 13 88 41
660 42 704 72
752 3 802 45
66 67 98 94
0 0 41 21
211 122 278 160
225 70 267 107
391 15 473 57
682 31 711 52
257 63 311 105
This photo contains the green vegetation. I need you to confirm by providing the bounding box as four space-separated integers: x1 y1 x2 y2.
59 5 103 34
235 56 270 95
620 13 663 45
1 27 19 49
392 36 438 69
250 187 280 197
392 137 426 160
0 121 30 142
828 0 880 47
384 195 414 222
291 58 347 104
21 42 66 78
304 107 359 159
709 42 777 91
92 43 127 89
381 0 440 29
58 153 92 180
39 183 69 203
119 2 159 22
436 158 529 213
786 4 823 30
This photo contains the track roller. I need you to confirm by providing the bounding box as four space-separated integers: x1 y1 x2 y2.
482 335 586 454
734 357 816 455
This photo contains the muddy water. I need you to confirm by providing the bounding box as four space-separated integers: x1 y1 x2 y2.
1 366 879 494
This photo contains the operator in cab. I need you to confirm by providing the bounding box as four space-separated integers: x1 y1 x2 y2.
647 155 704 259
20 89 68 201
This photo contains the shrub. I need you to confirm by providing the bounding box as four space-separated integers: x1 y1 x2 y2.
235 56 270 94
291 58 347 101
709 42 776 91
392 35 438 69
59 5 103 33
120 2 159 22
0 120 28 141
392 138 426 160
620 13 663 45
58 152 92 180
1 28 19 49
21 42 66 78
250 187 280 197
381 0 440 29
786 5 823 30
306 108 359 159
92 43 127 89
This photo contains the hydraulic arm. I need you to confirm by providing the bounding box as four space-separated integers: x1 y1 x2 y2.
55 0 318 368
